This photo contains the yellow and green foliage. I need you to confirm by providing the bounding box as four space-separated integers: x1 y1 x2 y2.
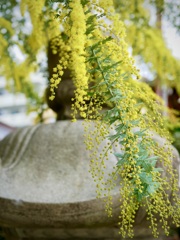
114 0 180 94
0 0 180 238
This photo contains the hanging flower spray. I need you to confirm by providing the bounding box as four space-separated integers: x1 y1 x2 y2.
48 0 180 238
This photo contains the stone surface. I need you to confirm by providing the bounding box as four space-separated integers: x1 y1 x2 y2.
0 120 179 240
0 121 118 203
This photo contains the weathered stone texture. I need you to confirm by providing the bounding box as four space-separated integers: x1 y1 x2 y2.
0 121 179 239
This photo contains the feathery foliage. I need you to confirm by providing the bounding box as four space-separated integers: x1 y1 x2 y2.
0 0 180 238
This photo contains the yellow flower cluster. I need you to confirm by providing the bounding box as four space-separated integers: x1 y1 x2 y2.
68 0 88 119
1 0 179 238
0 17 14 36
0 1 49 108
115 0 180 94
0 17 14 72
49 35 70 100
72 1 179 238
48 0 89 118
86 78 180 237
22 0 46 53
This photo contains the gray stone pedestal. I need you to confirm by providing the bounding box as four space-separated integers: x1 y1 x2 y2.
0 121 179 240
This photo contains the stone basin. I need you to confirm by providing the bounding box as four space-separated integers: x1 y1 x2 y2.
0 120 179 240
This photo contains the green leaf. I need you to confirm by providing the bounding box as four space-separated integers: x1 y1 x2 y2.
147 185 157 195
113 89 122 95
108 81 118 87
146 156 159 162
99 55 111 64
86 14 97 24
115 123 124 132
101 36 113 44
130 119 140 125
98 81 106 86
134 129 146 137
108 95 125 102
81 0 89 6
87 67 100 73
61 32 69 41
91 43 101 50
108 134 119 141
139 172 152 184
133 188 144 201
114 152 124 158
84 9 91 15
103 60 122 72
109 117 118 124
86 25 96 35
138 152 149 161
150 159 157 167
86 56 97 63
93 47 101 54
117 158 126 166
143 163 153 172
87 91 94 96
154 167 163 172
